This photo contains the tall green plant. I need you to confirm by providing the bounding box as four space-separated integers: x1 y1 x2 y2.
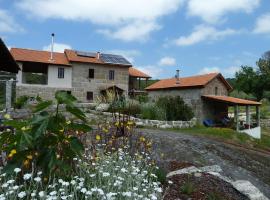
0 91 91 176
156 96 194 121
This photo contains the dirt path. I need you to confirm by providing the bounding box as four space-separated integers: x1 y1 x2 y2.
139 128 270 198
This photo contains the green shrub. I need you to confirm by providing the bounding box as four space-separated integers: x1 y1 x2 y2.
135 94 149 103
14 95 29 109
156 96 194 121
180 178 195 195
153 167 167 185
0 91 91 176
141 103 166 120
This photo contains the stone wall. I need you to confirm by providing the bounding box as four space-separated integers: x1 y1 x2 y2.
72 63 129 102
202 77 229 96
261 119 270 129
3 105 196 129
16 85 73 100
85 110 197 129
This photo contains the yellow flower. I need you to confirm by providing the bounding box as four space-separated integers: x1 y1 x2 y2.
11 149 16 154
8 149 17 158
146 142 152 147
34 152 38 156
127 121 134 126
102 128 109 133
68 135 72 138
4 114 11 119
139 136 146 142
57 154 60 159
27 155 33 160
96 135 101 141
66 120 71 125
23 159 30 166
21 126 31 131
115 122 119 126
59 128 64 133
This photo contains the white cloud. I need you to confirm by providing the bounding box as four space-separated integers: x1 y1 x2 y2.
199 67 220 75
0 9 23 33
158 56 176 66
16 0 183 42
187 0 260 24
107 49 140 63
43 43 72 53
223 66 241 76
97 21 161 42
253 13 270 34
174 24 239 46
199 66 240 77
137 65 164 78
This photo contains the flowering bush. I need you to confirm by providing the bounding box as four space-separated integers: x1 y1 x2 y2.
0 148 162 200
0 92 91 176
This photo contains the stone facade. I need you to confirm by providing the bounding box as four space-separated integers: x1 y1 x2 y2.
16 62 129 102
71 63 129 102
148 77 229 123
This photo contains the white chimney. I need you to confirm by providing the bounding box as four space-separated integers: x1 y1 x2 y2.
50 33 55 61
175 69 180 84
97 52 100 60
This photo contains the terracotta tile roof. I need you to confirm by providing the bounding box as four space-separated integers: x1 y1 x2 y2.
64 49 103 64
146 73 232 91
10 48 70 66
129 67 151 78
202 95 261 105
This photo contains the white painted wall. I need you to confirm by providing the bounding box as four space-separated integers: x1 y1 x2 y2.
240 127 261 139
47 65 72 88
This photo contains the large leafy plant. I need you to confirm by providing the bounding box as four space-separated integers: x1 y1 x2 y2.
0 91 91 176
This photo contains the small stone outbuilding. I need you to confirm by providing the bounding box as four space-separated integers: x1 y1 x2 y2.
146 73 232 123
146 72 262 138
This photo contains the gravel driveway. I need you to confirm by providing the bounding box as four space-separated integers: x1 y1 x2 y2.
139 128 270 198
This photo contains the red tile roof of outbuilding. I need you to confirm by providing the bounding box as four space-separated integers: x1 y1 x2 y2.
146 73 232 91
202 95 261 105
129 67 151 78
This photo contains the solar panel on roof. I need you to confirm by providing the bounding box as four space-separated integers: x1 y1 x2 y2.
100 53 131 66
76 51 96 58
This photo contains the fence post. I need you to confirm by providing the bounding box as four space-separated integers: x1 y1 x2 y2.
5 79 13 111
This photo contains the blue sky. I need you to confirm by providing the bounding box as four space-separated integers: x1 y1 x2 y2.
0 0 270 79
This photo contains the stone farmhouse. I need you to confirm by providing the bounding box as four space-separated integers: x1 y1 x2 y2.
10 48 150 102
146 72 262 138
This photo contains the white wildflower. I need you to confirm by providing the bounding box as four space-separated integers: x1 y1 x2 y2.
14 168 21 173
23 173 32 180
81 188 87 194
39 191 45 197
18 191 26 199
102 172 110 177
7 179 15 184
34 177 41 182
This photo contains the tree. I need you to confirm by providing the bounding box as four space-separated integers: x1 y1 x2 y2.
235 66 258 94
233 51 270 101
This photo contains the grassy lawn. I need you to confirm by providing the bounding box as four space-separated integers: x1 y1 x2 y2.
171 126 270 152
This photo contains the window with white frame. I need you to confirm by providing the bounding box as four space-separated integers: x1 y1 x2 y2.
58 68 65 79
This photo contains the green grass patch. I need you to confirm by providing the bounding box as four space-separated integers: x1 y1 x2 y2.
170 126 270 151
